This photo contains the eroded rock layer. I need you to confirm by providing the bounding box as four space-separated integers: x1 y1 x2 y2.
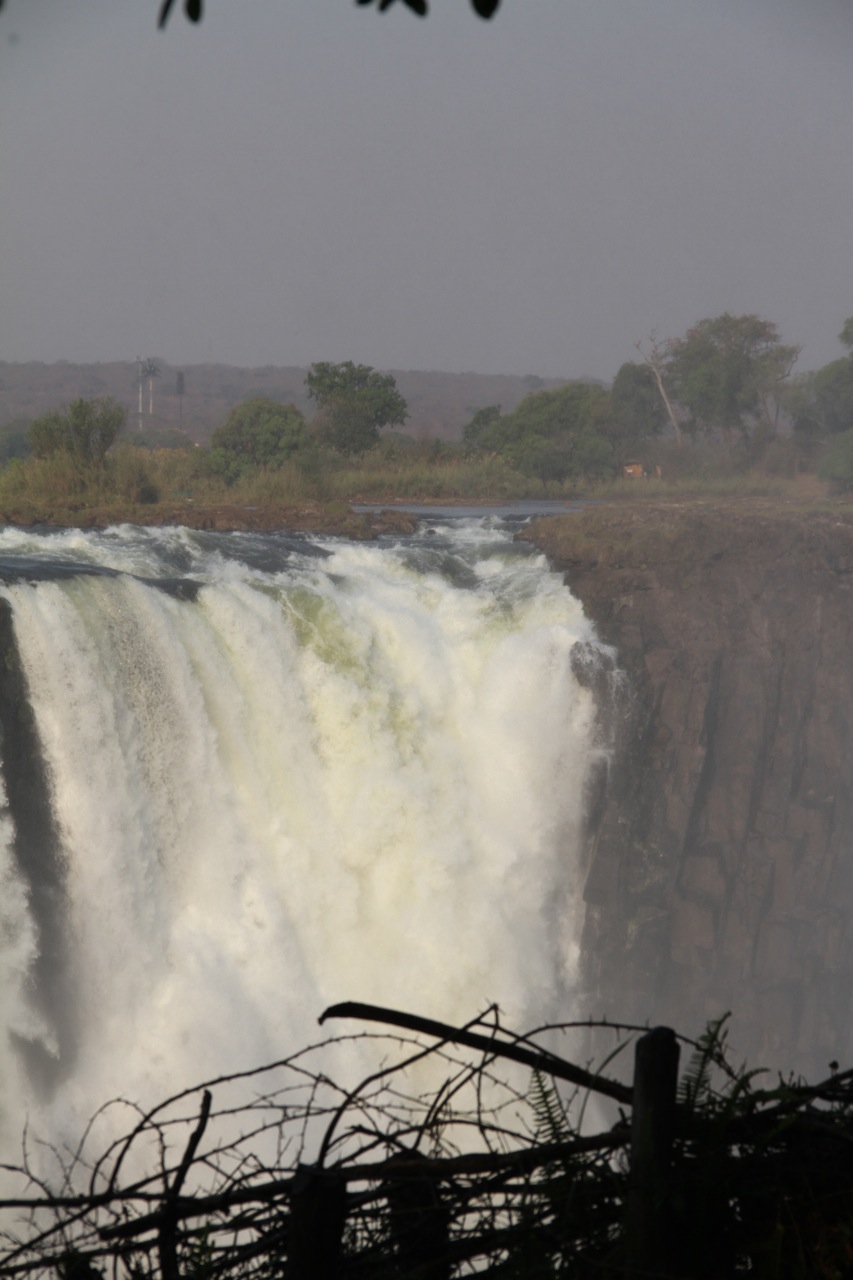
527 500 853 1077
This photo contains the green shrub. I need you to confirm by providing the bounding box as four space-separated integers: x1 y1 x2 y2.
210 398 310 482
28 397 125 464
109 445 160 504
818 428 853 490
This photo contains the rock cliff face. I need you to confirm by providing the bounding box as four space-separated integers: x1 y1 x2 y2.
527 500 853 1077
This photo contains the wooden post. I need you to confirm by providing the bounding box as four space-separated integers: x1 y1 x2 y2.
627 1026 679 1279
386 1150 450 1280
286 1165 346 1280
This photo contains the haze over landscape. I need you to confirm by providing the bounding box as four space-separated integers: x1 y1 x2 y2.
2 0 853 381
6 6 853 1272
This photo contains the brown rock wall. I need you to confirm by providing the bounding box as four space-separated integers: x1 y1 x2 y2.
527 501 853 1076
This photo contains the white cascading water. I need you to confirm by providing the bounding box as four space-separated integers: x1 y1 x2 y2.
0 516 609 1171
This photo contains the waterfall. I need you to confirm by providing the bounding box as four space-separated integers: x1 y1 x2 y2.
0 518 608 1164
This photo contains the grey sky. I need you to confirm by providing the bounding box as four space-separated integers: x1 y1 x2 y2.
2 0 852 380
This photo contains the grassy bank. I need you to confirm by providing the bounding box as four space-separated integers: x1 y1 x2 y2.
0 440 841 530
0 444 569 523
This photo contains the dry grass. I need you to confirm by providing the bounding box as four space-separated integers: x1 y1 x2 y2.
0 443 846 528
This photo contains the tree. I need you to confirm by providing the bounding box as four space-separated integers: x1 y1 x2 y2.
462 404 502 450
664 314 799 449
795 359 853 438
791 321 853 440
839 317 853 355
818 427 853 490
305 361 408 456
472 381 613 482
608 361 667 461
210 397 309 480
27 397 126 464
635 335 684 447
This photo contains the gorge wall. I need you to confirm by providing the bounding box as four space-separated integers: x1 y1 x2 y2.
527 500 853 1078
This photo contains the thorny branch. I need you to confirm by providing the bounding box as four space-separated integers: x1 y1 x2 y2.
2 1008 853 1278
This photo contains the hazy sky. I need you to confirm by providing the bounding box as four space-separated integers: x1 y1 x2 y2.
2 0 853 380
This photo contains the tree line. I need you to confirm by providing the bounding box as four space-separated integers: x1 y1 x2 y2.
15 312 853 491
18 360 410 486
461 311 853 485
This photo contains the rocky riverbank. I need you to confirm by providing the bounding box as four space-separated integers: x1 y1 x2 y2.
0 499 419 538
524 498 853 1076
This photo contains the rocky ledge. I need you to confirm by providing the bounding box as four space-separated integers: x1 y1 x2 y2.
1 501 419 538
525 498 853 1076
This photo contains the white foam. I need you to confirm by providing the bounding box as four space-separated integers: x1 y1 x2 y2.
0 521 607 1173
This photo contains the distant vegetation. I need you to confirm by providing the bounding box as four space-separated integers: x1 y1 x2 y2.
27 396 125 466
0 362 560 445
4 320 853 520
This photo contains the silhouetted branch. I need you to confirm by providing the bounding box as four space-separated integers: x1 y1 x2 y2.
321 1000 634 1104
4 1010 853 1278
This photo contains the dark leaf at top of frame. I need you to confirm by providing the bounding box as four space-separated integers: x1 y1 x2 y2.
159 0 202 25
375 0 429 12
471 0 501 15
